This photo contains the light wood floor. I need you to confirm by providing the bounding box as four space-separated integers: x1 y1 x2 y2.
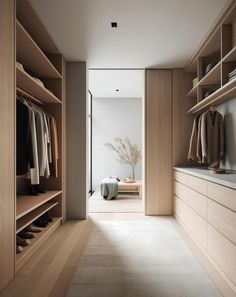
0 219 93 297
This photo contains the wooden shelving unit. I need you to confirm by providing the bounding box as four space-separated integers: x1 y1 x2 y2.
16 65 62 103
16 201 59 233
185 2 236 114
16 20 62 79
16 191 62 219
14 0 65 275
16 217 62 272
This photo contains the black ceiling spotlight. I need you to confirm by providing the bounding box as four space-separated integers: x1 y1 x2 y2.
111 22 118 28
115 89 119 92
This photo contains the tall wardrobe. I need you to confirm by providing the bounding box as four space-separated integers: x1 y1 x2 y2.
0 0 67 290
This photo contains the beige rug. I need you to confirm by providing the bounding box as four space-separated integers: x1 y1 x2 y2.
67 214 222 297
89 188 143 213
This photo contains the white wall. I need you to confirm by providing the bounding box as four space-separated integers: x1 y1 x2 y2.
92 97 142 190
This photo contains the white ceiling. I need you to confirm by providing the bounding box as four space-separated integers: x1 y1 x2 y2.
89 69 144 98
31 0 228 69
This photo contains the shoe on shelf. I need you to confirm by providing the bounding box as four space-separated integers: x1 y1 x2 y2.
16 245 23 254
33 218 47 228
42 212 53 223
18 231 35 239
16 236 31 247
25 224 42 233
34 185 46 194
27 185 38 196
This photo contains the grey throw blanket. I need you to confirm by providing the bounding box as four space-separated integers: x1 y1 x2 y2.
100 177 119 200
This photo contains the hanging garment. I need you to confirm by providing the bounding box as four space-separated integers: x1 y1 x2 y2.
43 114 50 178
28 108 40 185
196 114 203 163
200 110 224 168
188 114 200 161
50 116 59 177
17 100 34 175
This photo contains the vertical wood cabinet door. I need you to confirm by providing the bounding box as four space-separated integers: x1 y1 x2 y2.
145 70 173 215
0 0 15 291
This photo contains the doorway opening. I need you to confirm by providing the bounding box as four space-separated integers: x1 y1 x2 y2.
88 69 145 213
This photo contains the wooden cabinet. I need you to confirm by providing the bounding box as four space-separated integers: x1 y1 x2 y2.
174 181 207 219
174 171 208 196
185 1 236 114
208 224 236 285
208 182 236 211
145 70 172 215
208 199 236 245
0 0 66 290
174 169 236 296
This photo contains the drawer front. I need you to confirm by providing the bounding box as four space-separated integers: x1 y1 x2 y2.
174 196 207 249
174 171 208 196
174 181 207 219
208 199 236 245
208 224 236 285
208 182 236 211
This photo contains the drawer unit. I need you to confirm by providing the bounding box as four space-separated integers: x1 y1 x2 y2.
174 171 208 196
174 181 207 219
208 224 236 286
208 199 236 245
174 196 207 249
208 181 236 211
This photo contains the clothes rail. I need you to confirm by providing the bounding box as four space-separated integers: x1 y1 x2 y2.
16 87 44 105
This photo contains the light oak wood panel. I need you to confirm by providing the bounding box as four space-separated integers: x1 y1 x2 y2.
174 171 208 196
208 199 236 245
16 65 62 103
16 20 61 79
16 201 59 233
174 218 236 297
16 218 62 272
174 196 207 249
208 224 236 286
208 181 236 211
174 181 207 219
16 191 62 219
145 70 172 215
0 0 16 291
173 69 196 166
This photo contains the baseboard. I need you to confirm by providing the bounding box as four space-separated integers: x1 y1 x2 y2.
174 215 236 297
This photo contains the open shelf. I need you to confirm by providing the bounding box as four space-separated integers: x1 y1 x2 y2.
16 217 62 272
187 78 236 114
198 62 221 86
16 190 62 220
16 65 62 104
187 85 198 97
16 20 62 79
222 45 236 63
16 201 59 233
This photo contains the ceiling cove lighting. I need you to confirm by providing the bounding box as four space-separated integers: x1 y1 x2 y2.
111 22 118 28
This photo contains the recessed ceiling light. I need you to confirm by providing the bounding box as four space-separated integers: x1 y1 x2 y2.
111 22 118 28
115 89 119 92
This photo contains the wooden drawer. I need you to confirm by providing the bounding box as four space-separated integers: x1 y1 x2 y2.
208 181 236 211
174 171 208 196
208 224 236 285
174 181 207 219
208 199 236 245
174 196 207 249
